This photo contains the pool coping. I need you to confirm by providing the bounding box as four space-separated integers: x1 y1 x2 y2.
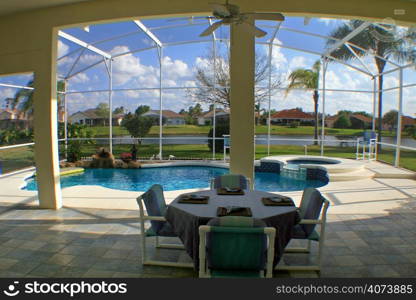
260 155 366 173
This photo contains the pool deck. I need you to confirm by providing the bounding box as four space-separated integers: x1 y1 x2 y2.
1 159 414 214
0 159 415 278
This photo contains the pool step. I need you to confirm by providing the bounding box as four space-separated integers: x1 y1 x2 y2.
328 169 375 181
323 163 365 174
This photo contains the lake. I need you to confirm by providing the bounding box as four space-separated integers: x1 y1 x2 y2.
111 134 416 148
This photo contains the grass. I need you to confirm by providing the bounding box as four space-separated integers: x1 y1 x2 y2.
88 125 403 138
0 146 35 174
2 142 414 175
76 143 416 171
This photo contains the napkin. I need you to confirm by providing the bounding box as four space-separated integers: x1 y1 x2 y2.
261 195 294 206
217 206 252 217
178 194 209 204
217 187 245 195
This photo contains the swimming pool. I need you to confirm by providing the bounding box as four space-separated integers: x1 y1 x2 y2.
23 166 328 192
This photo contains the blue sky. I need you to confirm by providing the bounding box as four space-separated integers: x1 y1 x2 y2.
0 16 415 117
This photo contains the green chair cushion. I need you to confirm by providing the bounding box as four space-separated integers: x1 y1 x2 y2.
308 229 320 242
207 227 267 270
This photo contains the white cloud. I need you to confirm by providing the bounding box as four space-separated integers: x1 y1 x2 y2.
69 73 90 84
162 56 191 79
58 40 70 57
288 56 308 70
270 39 288 70
317 18 341 26
111 46 158 86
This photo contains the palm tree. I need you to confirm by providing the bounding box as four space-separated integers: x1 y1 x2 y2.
11 79 66 117
286 60 321 144
326 20 416 146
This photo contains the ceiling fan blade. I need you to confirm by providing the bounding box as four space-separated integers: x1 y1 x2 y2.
253 25 268 38
199 20 224 37
247 12 285 21
167 16 208 22
209 3 231 17
241 22 267 38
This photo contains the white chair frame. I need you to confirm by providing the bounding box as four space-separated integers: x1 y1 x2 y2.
210 177 252 191
198 225 276 278
276 199 330 273
137 194 193 268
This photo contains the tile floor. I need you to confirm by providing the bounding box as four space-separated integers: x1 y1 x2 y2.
0 199 415 278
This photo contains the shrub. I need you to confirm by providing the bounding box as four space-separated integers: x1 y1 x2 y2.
288 121 299 128
208 121 229 153
334 114 351 129
120 152 132 162
66 141 82 162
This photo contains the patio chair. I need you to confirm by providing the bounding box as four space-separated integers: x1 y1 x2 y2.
198 216 276 278
276 187 330 273
210 174 252 191
136 184 192 268
356 130 377 161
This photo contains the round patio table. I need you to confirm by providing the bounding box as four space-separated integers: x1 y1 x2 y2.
165 189 300 269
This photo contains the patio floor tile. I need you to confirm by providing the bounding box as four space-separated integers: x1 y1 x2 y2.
0 195 414 278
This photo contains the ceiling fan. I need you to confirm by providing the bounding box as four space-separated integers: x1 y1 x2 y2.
199 1 285 38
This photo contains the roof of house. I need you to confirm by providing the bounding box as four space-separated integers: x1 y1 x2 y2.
70 109 124 119
402 116 415 126
271 109 314 120
351 114 372 123
145 110 184 118
326 115 339 121
200 109 229 118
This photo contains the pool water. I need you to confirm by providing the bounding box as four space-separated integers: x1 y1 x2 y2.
23 166 327 192
287 159 339 165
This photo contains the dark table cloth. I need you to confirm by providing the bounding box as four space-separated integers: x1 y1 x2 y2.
165 190 300 269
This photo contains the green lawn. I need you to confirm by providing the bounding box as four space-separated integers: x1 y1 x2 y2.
89 125 402 138
1 141 414 175
0 146 35 174
75 143 416 172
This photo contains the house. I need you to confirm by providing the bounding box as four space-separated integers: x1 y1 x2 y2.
197 109 229 125
69 109 124 126
142 110 185 125
326 113 372 129
271 108 314 125
325 115 339 128
0 109 16 120
350 114 372 129
383 115 415 131
402 116 415 129
0 108 27 121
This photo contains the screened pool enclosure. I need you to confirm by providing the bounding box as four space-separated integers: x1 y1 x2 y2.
0 16 415 172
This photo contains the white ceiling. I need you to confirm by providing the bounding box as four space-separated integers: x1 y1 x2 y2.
0 0 94 16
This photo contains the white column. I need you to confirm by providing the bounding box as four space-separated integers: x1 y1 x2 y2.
212 39 217 160
229 20 255 184
63 79 68 158
372 76 377 131
109 59 113 154
33 32 62 209
267 42 273 156
395 68 403 167
320 58 327 156
158 47 163 159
